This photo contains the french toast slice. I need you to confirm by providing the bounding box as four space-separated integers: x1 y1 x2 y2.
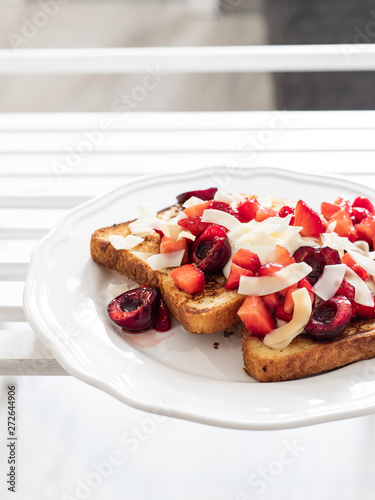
241 319 375 382
90 204 245 334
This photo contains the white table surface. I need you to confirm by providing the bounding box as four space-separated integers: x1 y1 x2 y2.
1 110 375 500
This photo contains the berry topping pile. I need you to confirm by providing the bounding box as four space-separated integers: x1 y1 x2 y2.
113 188 375 346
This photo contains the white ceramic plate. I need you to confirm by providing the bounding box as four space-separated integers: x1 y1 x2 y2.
23 167 375 430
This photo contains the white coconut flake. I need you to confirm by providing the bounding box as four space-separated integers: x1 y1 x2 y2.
312 264 347 301
348 250 375 278
182 196 204 208
214 191 234 204
238 262 312 296
263 288 312 349
108 234 144 250
159 223 183 241
128 220 155 237
177 231 196 242
201 209 242 231
344 266 374 307
222 256 233 280
147 250 185 271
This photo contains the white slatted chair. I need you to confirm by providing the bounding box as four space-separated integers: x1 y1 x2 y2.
1 44 375 375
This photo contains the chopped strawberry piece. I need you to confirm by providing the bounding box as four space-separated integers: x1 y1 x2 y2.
334 196 351 212
352 196 375 214
207 200 243 221
160 236 189 263
237 295 276 338
278 205 295 224
267 245 295 267
283 287 298 314
321 201 340 220
170 264 205 294
351 206 370 225
178 215 209 236
341 253 369 281
293 200 325 238
274 304 293 323
356 299 375 319
336 279 357 317
237 198 260 222
225 263 253 289
231 249 261 274
262 292 280 313
298 277 314 294
279 205 294 217
297 277 315 305
356 215 375 245
182 201 210 218
258 262 284 276
255 206 278 222
330 208 357 240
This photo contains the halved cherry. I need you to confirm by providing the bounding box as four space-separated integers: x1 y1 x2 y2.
305 295 352 340
176 187 217 205
190 225 231 273
293 246 340 285
107 287 160 332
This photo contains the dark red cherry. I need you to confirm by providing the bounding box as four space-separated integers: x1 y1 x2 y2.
154 299 172 332
293 246 341 285
176 187 218 205
190 225 231 273
305 295 352 340
107 287 159 332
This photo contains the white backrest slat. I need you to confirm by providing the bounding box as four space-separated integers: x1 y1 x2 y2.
0 45 374 74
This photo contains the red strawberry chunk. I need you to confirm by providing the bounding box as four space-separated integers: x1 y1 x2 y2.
262 292 280 313
341 253 369 281
336 278 357 317
356 215 375 246
238 295 276 338
237 198 260 222
321 201 340 220
231 249 261 273
275 304 293 323
283 286 298 314
258 262 284 276
267 245 295 267
351 206 370 225
255 206 278 222
334 196 351 212
352 196 375 214
182 201 210 218
225 263 253 290
160 236 190 264
330 208 357 240
208 200 243 221
298 277 315 305
170 264 205 294
293 200 325 238
178 215 209 236
356 299 375 319
278 205 295 225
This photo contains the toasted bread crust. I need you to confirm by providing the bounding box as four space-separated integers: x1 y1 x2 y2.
242 319 375 382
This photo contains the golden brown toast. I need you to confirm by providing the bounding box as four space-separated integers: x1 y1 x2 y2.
90 204 245 334
241 319 375 382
